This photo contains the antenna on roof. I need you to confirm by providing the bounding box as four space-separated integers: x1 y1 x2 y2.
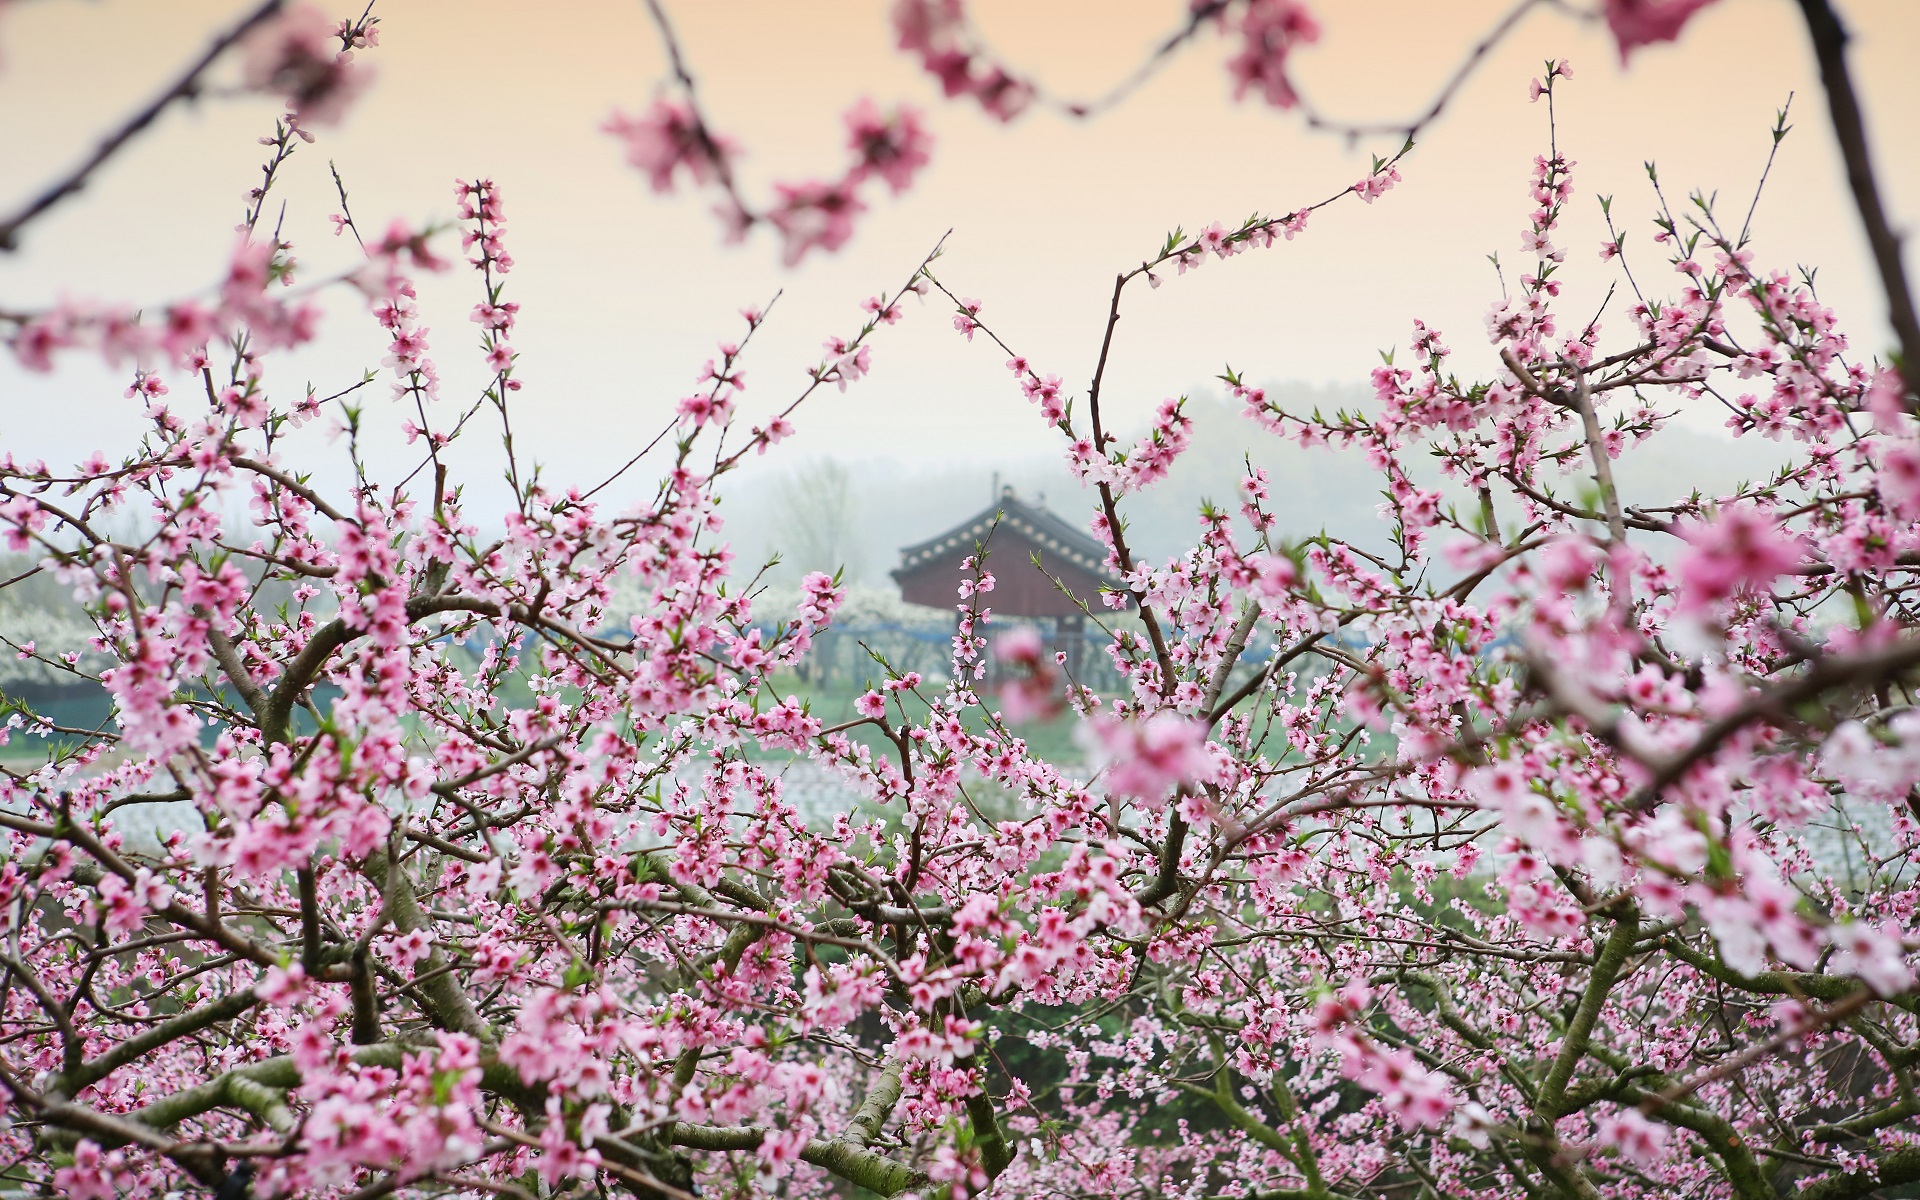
991 471 1000 504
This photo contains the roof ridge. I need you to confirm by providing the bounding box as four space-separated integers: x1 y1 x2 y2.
893 488 1117 581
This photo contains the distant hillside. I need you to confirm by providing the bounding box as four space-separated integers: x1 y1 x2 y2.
720 381 1795 589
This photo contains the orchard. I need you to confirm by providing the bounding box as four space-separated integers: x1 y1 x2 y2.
0 1 1917 1197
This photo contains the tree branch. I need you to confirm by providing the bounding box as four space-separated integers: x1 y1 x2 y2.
1795 0 1919 382
0 1 287 250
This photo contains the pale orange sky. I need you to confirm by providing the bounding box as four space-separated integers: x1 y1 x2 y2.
0 0 1915 512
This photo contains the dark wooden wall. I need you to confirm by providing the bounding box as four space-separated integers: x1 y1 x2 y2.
895 538 1114 618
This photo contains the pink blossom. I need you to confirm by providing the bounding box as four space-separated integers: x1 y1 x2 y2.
604 99 736 193
1596 1108 1670 1166
995 626 1064 723
241 3 372 126
258 962 310 1008
844 98 933 194
995 625 1044 667
1353 164 1402 203
1226 0 1320 109
10 312 71 371
755 415 795 451
767 179 866 265
535 1098 602 1184
53 1141 130 1200
1675 506 1802 610
1605 0 1722 60
892 0 1033 122
1365 1047 1454 1130
953 296 982 341
1084 713 1217 803
1876 439 1920 519
1828 921 1914 997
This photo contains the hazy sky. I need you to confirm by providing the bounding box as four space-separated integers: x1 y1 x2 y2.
1 0 1915 516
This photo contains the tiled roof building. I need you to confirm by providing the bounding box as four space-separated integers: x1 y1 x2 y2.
893 486 1125 676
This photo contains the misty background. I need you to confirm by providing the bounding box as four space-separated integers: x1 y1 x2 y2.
0 374 1796 695
721 381 1791 592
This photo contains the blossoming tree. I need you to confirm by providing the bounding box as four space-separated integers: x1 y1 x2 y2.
1 2 1918 1199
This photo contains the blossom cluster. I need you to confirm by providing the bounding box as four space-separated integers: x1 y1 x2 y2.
891 0 1036 122
925 71 1920 1199
604 94 932 265
593 0 1735 265
3 6 1918 1199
